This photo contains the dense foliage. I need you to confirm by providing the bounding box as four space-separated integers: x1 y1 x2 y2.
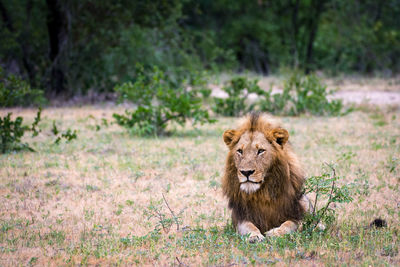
0 0 399 96
113 66 214 136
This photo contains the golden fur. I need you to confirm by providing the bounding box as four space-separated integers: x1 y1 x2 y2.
222 113 305 241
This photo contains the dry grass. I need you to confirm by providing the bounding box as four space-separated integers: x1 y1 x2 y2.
0 105 399 266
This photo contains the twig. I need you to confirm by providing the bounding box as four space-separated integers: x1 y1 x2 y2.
154 209 169 233
313 184 319 216
162 193 180 231
325 162 336 180
176 256 188 267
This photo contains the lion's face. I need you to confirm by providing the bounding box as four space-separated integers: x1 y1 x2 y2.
223 126 289 194
232 131 273 193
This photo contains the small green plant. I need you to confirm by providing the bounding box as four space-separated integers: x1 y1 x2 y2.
302 163 354 232
143 194 183 233
52 121 78 144
113 65 215 136
0 108 42 153
213 77 263 116
386 155 398 174
0 67 46 107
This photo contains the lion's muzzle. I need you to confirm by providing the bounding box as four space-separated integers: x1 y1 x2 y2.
240 178 262 184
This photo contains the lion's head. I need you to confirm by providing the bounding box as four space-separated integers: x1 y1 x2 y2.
223 120 289 193
222 113 303 199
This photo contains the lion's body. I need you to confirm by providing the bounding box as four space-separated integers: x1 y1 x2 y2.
222 113 306 240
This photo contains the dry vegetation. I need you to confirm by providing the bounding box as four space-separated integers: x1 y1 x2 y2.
0 103 399 266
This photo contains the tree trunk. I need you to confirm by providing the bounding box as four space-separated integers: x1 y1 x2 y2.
291 0 300 68
0 1 21 75
46 0 69 96
0 0 35 83
0 0 13 32
305 0 327 74
20 0 35 86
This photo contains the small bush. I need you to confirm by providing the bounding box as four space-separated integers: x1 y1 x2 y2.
302 164 354 232
113 65 215 136
0 67 46 107
213 77 263 116
0 108 42 153
143 194 183 234
214 73 348 117
260 73 347 116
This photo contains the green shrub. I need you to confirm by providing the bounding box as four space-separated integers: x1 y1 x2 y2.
213 77 263 116
302 164 354 232
260 73 347 116
0 67 46 107
0 108 42 153
113 66 215 136
214 73 349 117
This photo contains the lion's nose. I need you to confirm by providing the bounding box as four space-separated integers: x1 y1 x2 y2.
240 170 255 178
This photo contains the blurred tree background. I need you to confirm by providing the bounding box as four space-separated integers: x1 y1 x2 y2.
1 0 399 97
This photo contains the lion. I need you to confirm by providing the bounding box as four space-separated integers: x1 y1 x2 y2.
222 112 312 242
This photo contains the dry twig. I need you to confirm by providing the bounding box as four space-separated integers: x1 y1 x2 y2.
162 193 180 231
176 256 188 267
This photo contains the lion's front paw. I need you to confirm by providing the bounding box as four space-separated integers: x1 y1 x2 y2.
248 233 265 243
265 221 298 237
265 227 281 237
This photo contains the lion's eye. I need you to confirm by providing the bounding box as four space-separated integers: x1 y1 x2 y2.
257 149 265 155
237 149 243 155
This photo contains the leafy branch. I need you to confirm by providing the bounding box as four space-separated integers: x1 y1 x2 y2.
52 121 78 144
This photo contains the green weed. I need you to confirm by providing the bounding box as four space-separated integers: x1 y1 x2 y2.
0 108 41 153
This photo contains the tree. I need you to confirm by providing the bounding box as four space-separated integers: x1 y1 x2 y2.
304 0 329 73
46 0 69 95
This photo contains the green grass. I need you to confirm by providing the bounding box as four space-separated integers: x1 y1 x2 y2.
0 106 399 266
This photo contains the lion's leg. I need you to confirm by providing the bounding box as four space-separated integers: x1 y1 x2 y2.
300 194 313 213
265 220 298 237
265 194 322 237
237 221 265 243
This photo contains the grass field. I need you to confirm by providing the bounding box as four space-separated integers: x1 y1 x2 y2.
1 104 399 266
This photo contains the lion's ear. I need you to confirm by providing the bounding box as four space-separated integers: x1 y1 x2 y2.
270 128 289 146
223 129 237 146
